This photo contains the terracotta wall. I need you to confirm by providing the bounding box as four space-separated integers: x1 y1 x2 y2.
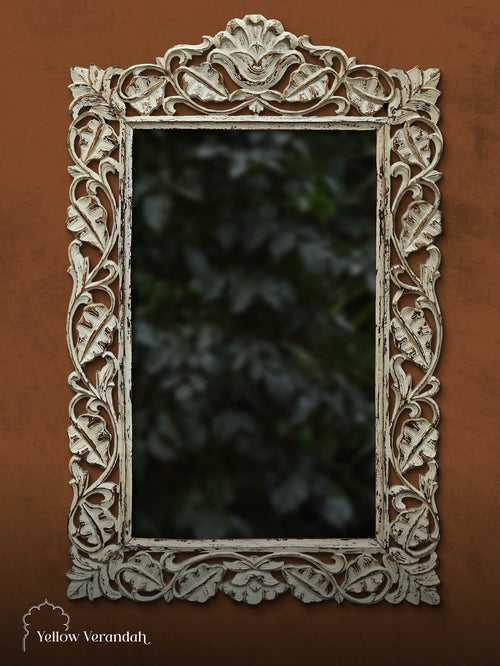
3 1 500 664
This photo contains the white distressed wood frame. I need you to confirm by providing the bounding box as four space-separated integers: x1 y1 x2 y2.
66 15 443 605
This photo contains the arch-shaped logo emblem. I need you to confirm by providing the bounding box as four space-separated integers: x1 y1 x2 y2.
21 599 70 653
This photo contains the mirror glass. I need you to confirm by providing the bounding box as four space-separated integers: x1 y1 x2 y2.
131 128 376 540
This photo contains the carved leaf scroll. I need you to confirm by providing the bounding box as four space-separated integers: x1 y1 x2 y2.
68 414 111 468
345 75 385 114
121 553 164 593
343 554 386 596
282 64 329 102
391 507 430 550
125 76 166 115
78 118 118 163
182 64 229 102
400 201 442 255
283 565 334 603
70 65 125 117
67 196 108 251
67 563 103 601
392 125 431 167
175 564 225 602
398 418 438 472
76 303 118 365
389 67 441 123
392 307 433 369
78 485 116 547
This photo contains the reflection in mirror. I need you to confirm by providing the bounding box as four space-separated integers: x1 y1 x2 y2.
131 128 376 540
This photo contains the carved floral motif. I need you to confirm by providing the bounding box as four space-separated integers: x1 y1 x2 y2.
67 15 442 605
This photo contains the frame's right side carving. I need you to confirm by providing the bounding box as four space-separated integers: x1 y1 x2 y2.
385 66 442 603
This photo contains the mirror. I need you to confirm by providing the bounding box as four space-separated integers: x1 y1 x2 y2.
67 17 443 606
131 128 376 540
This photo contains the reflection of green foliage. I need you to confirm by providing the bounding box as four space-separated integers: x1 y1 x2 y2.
131 129 376 539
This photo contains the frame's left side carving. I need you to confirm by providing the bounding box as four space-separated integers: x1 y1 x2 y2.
66 87 124 599
66 15 442 605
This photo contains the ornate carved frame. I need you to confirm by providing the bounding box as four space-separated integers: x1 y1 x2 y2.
66 15 443 605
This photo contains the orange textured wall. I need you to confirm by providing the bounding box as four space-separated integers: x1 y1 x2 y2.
2 1 500 664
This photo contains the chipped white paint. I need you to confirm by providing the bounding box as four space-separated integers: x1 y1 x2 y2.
66 14 442 605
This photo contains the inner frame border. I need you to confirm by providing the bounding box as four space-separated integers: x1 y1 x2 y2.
120 117 390 554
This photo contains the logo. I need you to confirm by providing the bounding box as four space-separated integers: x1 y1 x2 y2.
22 599 70 653
21 599 151 652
